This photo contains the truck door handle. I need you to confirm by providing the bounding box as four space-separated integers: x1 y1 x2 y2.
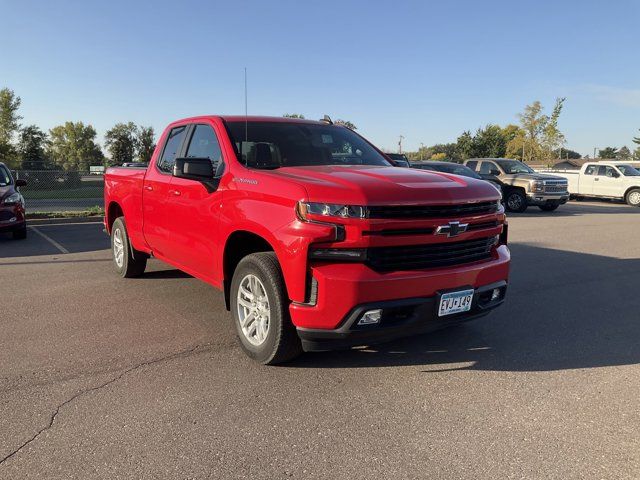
594 178 599 181
144 185 153 191
169 189 181 196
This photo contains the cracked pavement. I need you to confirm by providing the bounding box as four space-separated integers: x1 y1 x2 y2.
1 203 639 479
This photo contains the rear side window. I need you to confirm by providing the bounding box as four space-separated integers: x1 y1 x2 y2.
157 126 187 173
466 161 478 171
185 125 223 166
584 165 596 175
479 161 498 174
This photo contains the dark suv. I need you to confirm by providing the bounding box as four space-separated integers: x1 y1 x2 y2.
0 163 27 239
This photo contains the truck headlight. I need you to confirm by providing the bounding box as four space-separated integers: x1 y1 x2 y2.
2 192 22 206
531 181 544 193
296 201 367 221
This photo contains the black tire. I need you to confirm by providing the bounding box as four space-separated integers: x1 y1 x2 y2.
230 252 302 365
505 190 528 213
539 202 560 212
111 217 147 278
12 224 27 240
625 188 640 207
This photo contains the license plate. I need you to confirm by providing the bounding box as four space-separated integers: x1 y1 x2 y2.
438 289 474 317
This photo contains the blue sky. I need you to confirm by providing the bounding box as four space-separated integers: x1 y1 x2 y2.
2 0 639 155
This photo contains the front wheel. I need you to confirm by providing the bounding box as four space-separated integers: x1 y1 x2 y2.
111 217 147 278
539 202 560 212
626 188 640 207
505 190 528 213
230 252 302 365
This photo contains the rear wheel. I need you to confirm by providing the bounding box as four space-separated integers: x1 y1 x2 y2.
539 202 560 212
626 188 640 207
230 252 302 365
111 217 147 278
505 190 528 213
12 224 27 240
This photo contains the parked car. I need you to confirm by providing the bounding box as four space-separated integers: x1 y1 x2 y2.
386 153 410 167
464 158 569 212
0 162 27 239
551 162 640 206
104 115 510 364
411 161 483 179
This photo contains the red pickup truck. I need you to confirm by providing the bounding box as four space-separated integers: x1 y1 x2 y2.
104 116 510 364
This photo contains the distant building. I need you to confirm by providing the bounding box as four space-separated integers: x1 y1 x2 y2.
552 158 604 170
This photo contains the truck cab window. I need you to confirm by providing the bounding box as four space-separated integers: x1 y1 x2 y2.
479 161 498 175
584 165 596 175
186 125 223 167
597 166 617 177
466 160 478 171
157 126 187 173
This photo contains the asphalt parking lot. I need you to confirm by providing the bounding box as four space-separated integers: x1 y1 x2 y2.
1 201 639 479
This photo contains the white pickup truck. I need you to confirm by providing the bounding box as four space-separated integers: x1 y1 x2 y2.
552 162 640 206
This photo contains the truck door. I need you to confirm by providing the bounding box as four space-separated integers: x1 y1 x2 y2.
578 164 597 194
593 165 622 198
163 122 225 280
142 124 188 257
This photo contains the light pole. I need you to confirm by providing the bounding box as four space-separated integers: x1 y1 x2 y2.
593 147 597 159
398 135 405 154
420 142 424 160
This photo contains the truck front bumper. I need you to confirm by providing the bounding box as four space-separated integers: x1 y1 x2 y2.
289 245 510 350
296 280 506 351
526 193 569 206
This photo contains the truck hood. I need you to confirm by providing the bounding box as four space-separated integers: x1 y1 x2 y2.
267 165 501 205
502 173 567 182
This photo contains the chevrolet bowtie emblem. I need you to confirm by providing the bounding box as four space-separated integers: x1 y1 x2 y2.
435 221 469 237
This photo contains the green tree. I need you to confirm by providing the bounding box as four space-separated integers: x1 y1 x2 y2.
598 147 618 159
554 148 581 159
335 119 357 130
137 126 155 163
472 124 508 158
616 146 631 160
283 113 305 119
18 125 49 169
0 88 22 167
105 122 138 166
48 121 104 170
455 131 474 159
507 98 566 164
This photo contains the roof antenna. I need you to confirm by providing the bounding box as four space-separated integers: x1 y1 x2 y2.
244 67 248 159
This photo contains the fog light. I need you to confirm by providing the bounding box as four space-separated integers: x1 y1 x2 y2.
491 288 502 301
357 309 382 325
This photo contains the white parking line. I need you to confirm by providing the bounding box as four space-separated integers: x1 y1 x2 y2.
29 227 70 254
31 221 104 227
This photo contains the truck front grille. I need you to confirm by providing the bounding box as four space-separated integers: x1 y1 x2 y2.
366 236 496 271
544 184 568 193
367 201 499 219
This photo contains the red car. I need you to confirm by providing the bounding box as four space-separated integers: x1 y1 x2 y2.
0 162 27 239
104 116 510 364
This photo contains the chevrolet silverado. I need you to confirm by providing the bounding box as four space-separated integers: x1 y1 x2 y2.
104 116 510 364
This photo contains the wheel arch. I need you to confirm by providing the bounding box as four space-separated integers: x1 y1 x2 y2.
623 186 640 203
222 230 280 310
106 201 124 233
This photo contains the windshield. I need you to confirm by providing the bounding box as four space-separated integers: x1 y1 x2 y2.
496 160 535 174
225 121 391 168
616 164 640 176
0 166 12 186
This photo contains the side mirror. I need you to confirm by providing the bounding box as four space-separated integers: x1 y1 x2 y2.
173 157 220 192
15 179 27 187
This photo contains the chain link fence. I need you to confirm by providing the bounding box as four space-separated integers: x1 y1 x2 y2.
11 170 104 214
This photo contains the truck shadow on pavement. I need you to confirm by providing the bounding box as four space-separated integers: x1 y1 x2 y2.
508 201 640 218
291 244 640 372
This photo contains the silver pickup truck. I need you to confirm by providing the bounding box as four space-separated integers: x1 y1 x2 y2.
464 158 569 212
